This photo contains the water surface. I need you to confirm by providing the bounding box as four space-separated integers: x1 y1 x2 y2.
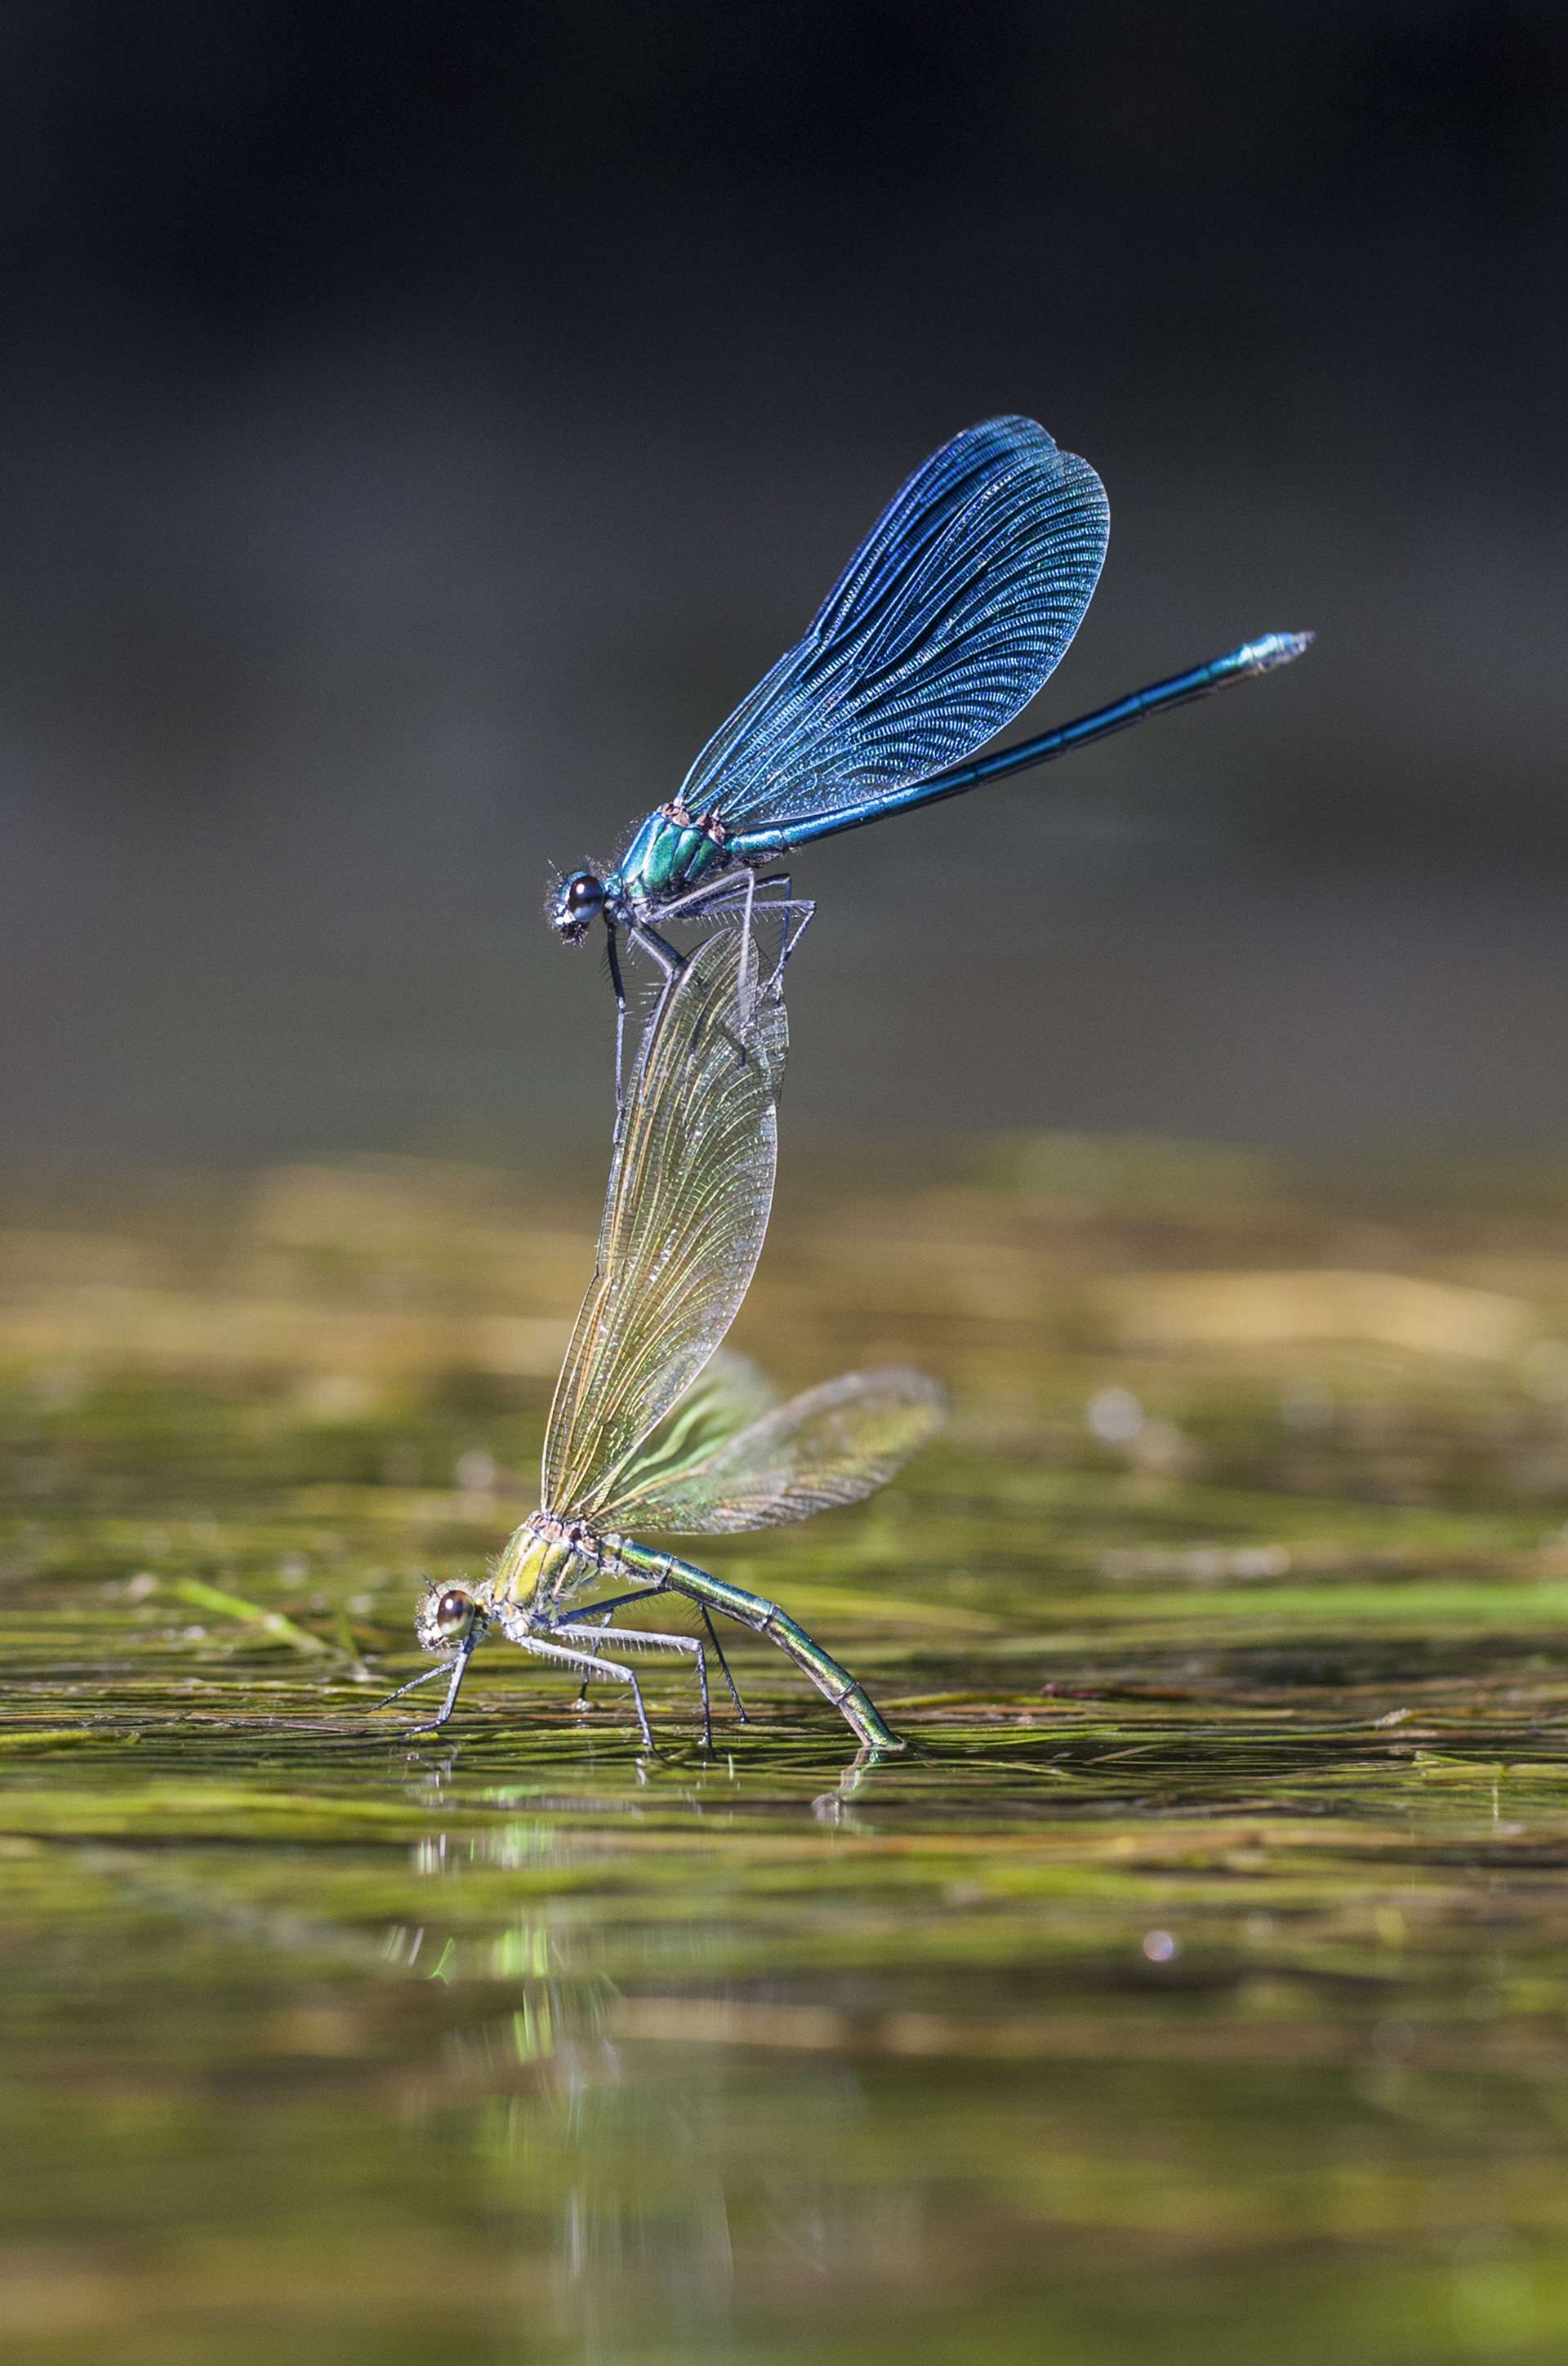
7 1143 1568 2362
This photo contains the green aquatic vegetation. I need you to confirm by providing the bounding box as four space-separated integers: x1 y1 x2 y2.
10 1146 1568 2359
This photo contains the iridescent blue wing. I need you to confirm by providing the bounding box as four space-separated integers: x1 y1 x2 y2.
598 1366 946 1535
679 417 1108 835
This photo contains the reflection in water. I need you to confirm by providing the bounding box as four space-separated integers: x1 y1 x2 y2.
11 1154 1568 2358
8 1660 1568 2362
399 1794 1009 2352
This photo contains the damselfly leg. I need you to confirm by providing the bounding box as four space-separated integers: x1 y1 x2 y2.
604 922 628 1115
699 1602 746 1722
569 1607 615 1712
553 1620 714 1749
507 1630 659 1752
555 1587 738 1749
611 918 687 1129
606 871 811 1125
643 867 814 999
757 872 813 995
653 1560 904 1753
376 1636 479 1735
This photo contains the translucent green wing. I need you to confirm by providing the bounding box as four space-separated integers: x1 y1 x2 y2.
599 1349 780 1508
544 927 786 1523
599 1366 947 1535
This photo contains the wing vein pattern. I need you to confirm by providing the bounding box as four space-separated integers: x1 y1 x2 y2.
602 1366 947 1534
679 416 1108 835
543 927 786 1522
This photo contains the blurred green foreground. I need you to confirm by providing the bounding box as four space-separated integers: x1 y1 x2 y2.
9 1137 1568 2364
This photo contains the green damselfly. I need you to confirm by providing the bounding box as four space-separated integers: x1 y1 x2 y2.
381 925 943 1752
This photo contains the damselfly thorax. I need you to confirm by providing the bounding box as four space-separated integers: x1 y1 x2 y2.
492 1511 622 1619
551 807 734 942
618 804 733 909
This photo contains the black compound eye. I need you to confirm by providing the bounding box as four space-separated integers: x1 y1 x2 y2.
434 1589 474 1637
564 873 603 918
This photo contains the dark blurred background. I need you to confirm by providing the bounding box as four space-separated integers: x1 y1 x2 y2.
2 0 1564 1176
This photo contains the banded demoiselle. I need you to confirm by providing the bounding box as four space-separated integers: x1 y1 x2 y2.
381 924 944 1753
548 416 1312 1085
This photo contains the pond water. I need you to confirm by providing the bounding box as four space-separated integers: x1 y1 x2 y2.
7 1144 1568 2364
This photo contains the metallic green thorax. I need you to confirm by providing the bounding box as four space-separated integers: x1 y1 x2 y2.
613 810 728 908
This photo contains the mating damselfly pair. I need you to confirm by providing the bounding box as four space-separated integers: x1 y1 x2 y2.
383 416 1310 1752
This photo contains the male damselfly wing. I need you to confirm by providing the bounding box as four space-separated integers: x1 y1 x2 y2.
548 417 1310 1076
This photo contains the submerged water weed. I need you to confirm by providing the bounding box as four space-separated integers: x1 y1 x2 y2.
6 1144 1568 2361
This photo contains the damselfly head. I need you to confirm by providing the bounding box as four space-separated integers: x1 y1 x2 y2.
415 1581 485 1654
550 870 604 943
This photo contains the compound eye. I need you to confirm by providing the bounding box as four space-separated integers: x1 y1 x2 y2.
564 872 603 918
434 1588 474 1640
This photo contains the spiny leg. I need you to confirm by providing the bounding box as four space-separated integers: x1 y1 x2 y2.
666 1572 902 1751
677 871 812 1001
555 1620 712 1750
555 1583 670 1641
569 1608 614 1713
752 870 813 995
378 1665 447 1703
715 882 813 990
549 1584 717 1749
415 1643 478 1734
644 871 752 928
563 1593 671 1713
777 882 813 982
625 919 686 982
376 1659 449 1709
512 1632 658 1753
646 869 812 1005
706 889 813 1010
736 866 758 1031
699 1602 746 1722
604 919 628 1121
631 871 767 1035
376 1637 478 1735
621 921 696 1067
621 887 792 1079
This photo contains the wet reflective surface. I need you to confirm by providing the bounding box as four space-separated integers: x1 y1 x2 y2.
9 1145 1568 2362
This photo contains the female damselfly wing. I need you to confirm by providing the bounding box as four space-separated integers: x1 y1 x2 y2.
541 927 944 1531
547 417 1310 1067
542 923 786 1523
384 924 945 1753
601 1361 945 1535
